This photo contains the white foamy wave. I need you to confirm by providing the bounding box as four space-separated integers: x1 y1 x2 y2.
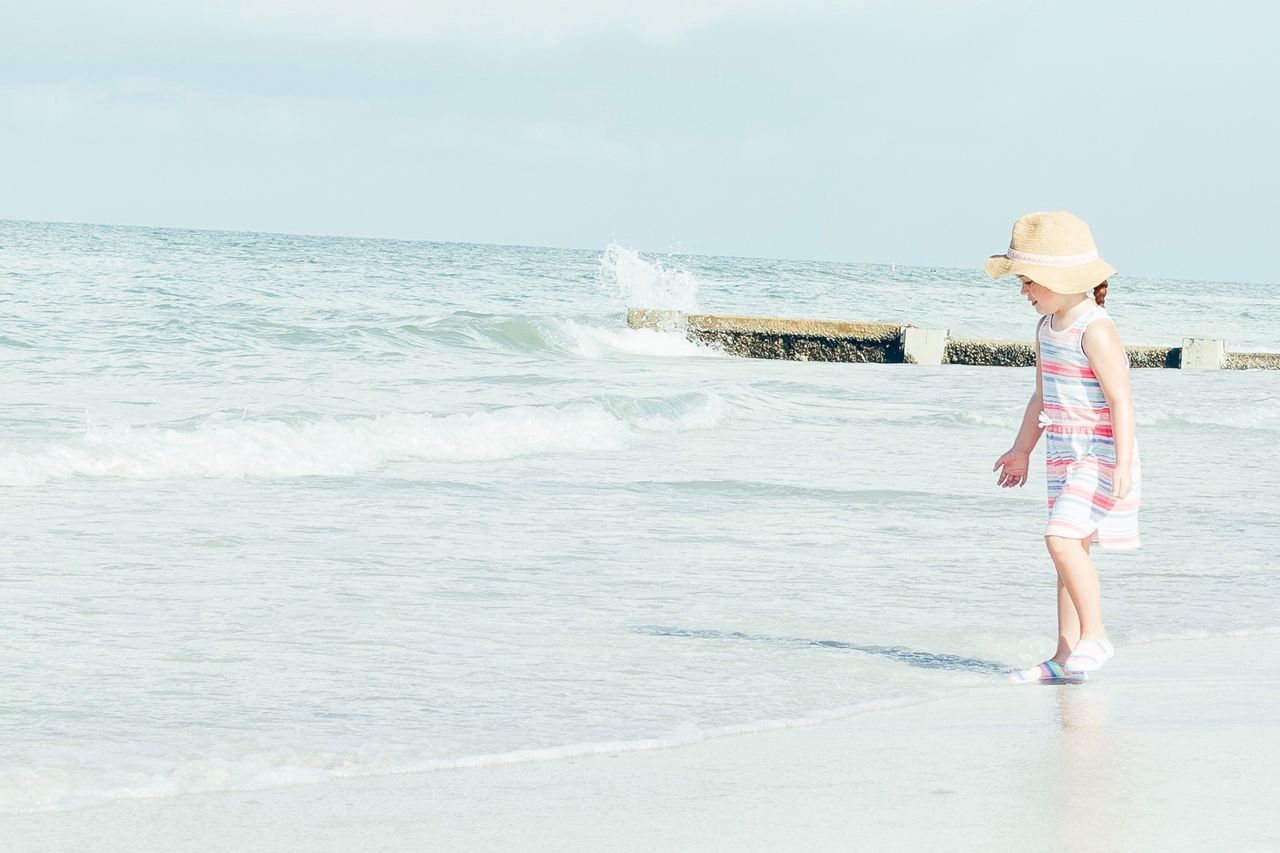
942 411 1021 430
0 693 931 814
0 753 343 813
0 396 725 485
598 243 702 311
555 319 720 359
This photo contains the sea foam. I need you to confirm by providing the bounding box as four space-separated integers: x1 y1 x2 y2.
555 319 719 359
0 692 929 814
0 394 725 485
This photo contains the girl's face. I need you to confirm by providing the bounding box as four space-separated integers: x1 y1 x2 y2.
1018 275 1068 315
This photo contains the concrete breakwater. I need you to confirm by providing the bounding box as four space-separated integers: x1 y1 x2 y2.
627 309 1279 370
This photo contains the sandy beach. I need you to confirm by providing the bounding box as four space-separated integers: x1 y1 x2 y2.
4 634 1274 853
6 229 1276 852
7 2 1280 849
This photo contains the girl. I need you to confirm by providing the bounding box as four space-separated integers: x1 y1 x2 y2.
986 211 1140 682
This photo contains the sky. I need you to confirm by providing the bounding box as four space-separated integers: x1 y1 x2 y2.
1 0 1277 282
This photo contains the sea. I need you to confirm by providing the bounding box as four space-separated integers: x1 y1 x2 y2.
2 219 1277 813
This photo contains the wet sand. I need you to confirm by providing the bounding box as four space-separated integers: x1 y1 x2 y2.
3 635 1275 853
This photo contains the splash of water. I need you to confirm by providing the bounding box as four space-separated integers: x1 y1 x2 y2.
598 243 702 312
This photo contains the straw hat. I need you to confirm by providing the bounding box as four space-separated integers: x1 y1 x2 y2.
985 210 1116 294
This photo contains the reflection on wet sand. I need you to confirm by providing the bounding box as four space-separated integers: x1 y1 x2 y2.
1052 686 1138 852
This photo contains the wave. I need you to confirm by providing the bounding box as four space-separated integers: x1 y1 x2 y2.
487 315 718 360
0 693 935 814
367 312 718 360
0 394 725 485
597 243 703 311
6 625 1274 813
59 310 719 364
551 319 719 359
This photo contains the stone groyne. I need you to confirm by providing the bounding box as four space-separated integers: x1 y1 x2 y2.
626 309 1278 370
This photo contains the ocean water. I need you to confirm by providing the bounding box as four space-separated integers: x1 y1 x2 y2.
2 220 1277 813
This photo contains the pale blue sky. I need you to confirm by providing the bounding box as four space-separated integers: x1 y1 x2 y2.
2 0 1276 282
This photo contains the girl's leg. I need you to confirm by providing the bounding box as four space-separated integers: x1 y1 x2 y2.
1050 538 1092 663
1045 534 1106 640
1052 578 1081 663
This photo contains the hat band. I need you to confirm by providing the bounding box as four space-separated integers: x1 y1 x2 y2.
1006 248 1099 267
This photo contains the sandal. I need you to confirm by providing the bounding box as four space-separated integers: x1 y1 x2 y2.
1009 659 1086 684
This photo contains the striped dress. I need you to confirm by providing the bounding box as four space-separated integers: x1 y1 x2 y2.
1038 306 1141 550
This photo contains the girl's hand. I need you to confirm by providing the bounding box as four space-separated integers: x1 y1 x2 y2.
993 448 1030 488
1111 465 1132 500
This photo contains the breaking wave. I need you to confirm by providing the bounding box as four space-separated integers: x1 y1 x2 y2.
0 394 725 485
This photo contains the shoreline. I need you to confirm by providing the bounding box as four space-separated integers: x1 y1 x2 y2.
3 635 1276 852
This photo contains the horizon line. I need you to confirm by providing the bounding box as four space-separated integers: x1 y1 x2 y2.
0 215 1257 288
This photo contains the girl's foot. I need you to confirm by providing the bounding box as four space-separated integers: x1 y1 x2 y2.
1008 659 1085 684
1065 637 1115 673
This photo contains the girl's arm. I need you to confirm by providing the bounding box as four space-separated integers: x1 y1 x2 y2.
993 332 1046 488
1011 388 1045 453
1082 319 1135 499
1014 334 1046 453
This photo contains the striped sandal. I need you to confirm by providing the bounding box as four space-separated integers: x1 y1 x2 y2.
1008 659 1086 684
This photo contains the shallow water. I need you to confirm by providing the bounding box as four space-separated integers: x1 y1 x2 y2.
2 220 1278 812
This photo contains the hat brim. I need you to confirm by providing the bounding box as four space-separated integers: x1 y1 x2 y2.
985 254 1117 294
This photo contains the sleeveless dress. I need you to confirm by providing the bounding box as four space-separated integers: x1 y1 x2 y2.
1038 305 1141 550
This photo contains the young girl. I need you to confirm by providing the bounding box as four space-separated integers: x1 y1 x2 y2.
986 211 1140 682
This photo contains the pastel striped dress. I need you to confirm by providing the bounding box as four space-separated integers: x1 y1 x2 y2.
1038 306 1141 550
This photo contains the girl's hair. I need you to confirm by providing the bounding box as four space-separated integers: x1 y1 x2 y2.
1093 280 1108 306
